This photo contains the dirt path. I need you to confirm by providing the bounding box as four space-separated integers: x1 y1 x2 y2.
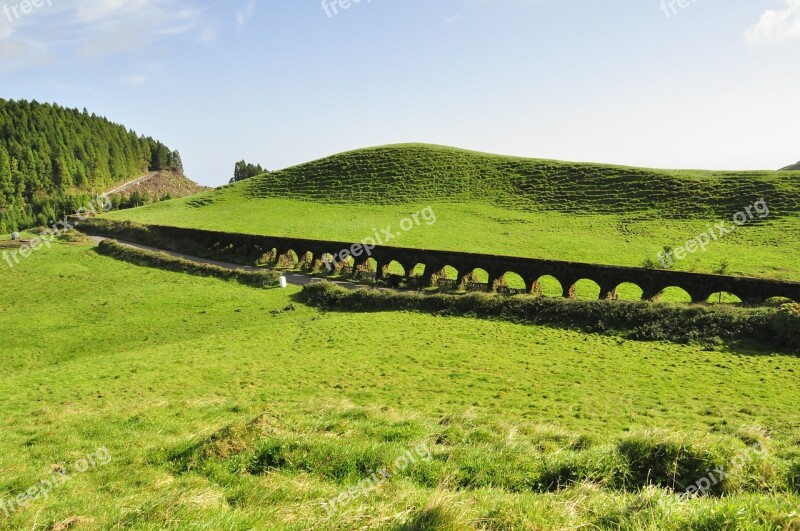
87 236 362 290
103 172 160 196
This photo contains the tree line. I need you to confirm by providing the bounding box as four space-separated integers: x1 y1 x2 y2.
230 160 268 183
0 99 180 232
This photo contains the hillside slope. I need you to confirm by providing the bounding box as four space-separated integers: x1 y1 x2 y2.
0 99 180 231
782 161 800 171
107 144 800 281
240 144 800 219
106 169 208 201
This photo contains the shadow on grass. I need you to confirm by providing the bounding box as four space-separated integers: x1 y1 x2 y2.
291 283 800 357
393 506 461 531
92 241 282 289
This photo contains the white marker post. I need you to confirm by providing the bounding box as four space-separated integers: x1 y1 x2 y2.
280 276 288 288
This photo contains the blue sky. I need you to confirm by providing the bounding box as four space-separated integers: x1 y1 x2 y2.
2 0 799 186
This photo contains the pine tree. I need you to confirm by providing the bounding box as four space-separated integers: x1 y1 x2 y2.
0 98 179 231
0 145 13 205
230 160 267 183
172 150 184 174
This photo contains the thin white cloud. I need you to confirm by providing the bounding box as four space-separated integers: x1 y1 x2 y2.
236 0 256 29
0 0 215 72
0 39 50 70
121 62 167 87
746 0 800 45
0 15 13 40
75 0 156 23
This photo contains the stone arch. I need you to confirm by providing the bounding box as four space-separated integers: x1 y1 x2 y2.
320 250 352 275
707 292 743 305
431 265 460 290
315 252 335 274
297 251 314 271
403 263 426 287
498 271 526 290
276 249 299 269
571 279 602 300
611 282 644 301
364 257 378 271
340 253 356 274
442 265 460 279
535 275 564 298
462 268 490 292
376 260 406 287
257 247 278 267
386 260 406 277
420 261 443 287
410 263 426 278
351 257 377 281
655 286 693 303
463 267 489 283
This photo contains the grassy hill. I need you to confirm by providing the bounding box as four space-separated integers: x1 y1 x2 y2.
108 144 800 282
2 237 799 529
5 146 800 528
241 144 800 220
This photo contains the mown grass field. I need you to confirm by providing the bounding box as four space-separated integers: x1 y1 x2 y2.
1 239 800 529
106 145 800 283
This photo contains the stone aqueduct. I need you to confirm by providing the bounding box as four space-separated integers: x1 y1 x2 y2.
274 238 799 305
77 221 800 306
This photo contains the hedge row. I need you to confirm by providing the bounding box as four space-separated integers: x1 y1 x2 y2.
96 239 281 288
78 218 264 265
300 282 800 352
774 303 800 349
